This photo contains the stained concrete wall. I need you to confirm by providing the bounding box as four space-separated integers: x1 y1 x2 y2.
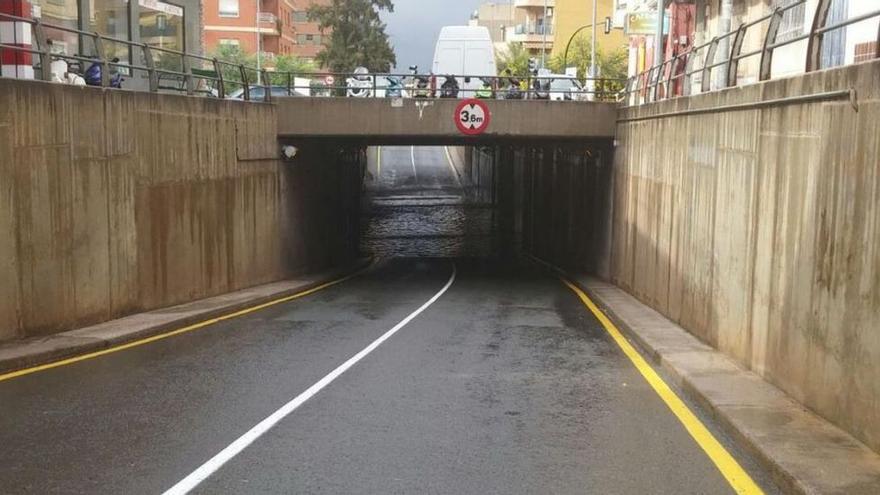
276 98 618 144
0 79 361 342
609 60 880 453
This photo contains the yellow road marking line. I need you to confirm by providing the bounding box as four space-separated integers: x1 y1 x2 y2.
560 278 764 495
443 146 463 187
0 264 372 383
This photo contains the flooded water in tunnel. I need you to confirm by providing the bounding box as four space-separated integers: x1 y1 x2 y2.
360 146 498 258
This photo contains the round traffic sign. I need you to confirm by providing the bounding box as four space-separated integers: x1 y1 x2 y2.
454 99 491 136
324 75 336 86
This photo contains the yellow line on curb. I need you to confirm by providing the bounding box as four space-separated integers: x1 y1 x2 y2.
560 278 764 495
0 264 372 384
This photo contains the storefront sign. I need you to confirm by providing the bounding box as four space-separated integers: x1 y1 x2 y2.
139 0 183 17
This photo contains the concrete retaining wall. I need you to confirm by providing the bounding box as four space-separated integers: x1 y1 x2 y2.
0 79 361 342
611 60 880 452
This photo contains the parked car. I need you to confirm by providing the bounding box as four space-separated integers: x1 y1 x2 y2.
226 85 299 100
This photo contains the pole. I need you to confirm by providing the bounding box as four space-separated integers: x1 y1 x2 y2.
716 0 733 87
541 0 549 68
256 0 262 85
654 0 664 67
590 0 597 77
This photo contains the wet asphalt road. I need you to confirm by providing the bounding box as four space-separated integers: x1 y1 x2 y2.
0 147 775 494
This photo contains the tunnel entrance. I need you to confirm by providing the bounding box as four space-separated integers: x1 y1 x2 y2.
356 142 614 270
359 146 499 259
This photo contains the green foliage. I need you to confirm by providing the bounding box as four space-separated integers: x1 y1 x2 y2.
308 0 396 73
548 32 627 96
496 43 531 78
267 55 318 85
209 45 316 90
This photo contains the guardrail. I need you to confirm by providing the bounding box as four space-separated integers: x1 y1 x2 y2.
620 0 880 106
0 13 622 103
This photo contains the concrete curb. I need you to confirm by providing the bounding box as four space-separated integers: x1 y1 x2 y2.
0 258 372 376
529 256 880 494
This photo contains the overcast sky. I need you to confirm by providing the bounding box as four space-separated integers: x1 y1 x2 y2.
381 0 496 71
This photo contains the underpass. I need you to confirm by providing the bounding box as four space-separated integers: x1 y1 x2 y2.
0 145 776 494
1 52 879 494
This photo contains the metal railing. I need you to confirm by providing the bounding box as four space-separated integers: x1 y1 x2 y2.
0 12 622 103
255 71 625 101
620 0 880 106
0 12 272 100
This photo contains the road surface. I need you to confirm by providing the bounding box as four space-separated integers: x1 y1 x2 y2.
0 147 776 494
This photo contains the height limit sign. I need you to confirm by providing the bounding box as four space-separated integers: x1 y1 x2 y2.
454 99 491 136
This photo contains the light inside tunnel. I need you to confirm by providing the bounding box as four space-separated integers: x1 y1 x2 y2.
360 145 499 259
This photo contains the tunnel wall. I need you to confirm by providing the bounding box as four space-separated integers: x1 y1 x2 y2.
611 60 880 452
0 79 361 342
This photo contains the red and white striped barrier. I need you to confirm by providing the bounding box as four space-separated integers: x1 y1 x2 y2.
0 0 34 79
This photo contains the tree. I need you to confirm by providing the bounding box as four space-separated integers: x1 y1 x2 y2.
548 32 627 96
308 0 396 73
496 42 531 78
210 45 316 90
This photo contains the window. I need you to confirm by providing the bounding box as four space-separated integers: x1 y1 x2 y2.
774 0 805 43
219 38 240 48
139 0 185 70
293 11 309 22
297 34 307 44
219 0 239 17
83 0 131 63
31 0 80 59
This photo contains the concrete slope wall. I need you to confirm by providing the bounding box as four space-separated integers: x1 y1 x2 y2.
612 61 880 452
0 80 361 342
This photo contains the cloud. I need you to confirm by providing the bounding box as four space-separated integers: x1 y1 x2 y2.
382 0 492 71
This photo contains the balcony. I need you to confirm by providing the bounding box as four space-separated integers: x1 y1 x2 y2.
514 0 554 8
507 24 554 44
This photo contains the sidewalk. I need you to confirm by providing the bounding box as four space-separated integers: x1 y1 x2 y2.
0 259 371 376
572 275 880 495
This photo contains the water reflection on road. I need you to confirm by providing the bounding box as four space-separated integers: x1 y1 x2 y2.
360 146 497 258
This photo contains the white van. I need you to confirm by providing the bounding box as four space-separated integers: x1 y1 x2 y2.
432 26 497 97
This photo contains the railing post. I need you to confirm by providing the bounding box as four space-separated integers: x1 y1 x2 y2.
261 69 271 102
876 19 880 59
665 54 682 98
213 58 225 99
652 61 665 102
182 54 194 95
759 8 784 81
701 37 720 93
32 19 52 82
240 65 250 101
805 0 832 73
286 71 291 94
142 44 158 91
683 49 696 96
92 33 109 87
725 24 747 87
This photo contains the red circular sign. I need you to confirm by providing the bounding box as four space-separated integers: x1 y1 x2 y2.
324 75 336 86
454 99 491 136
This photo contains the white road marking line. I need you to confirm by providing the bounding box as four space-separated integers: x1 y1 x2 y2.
443 146 463 187
410 145 418 181
162 264 458 495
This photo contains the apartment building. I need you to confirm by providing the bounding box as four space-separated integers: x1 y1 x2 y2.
203 0 327 61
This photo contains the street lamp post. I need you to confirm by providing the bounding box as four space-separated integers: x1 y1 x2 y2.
256 0 262 85
541 0 549 68
590 0 597 78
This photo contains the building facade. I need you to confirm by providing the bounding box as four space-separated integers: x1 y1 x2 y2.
1 0 201 80
623 0 879 90
552 0 627 61
203 0 327 62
